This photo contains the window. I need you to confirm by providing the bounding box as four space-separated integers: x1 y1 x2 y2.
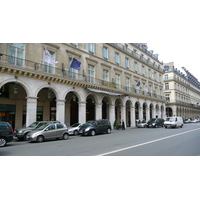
142 66 145 75
164 74 168 80
48 124 55 130
154 72 157 80
125 57 129 69
148 69 151 77
70 43 77 47
165 94 170 101
134 62 137 72
103 46 108 60
126 77 130 91
115 52 119 65
43 51 55 74
88 64 95 83
103 69 109 81
68 58 76 79
88 43 94 54
8 43 24 66
115 74 120 88
57 124 64 129
165 83 169 90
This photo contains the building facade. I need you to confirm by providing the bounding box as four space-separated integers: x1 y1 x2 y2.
0 43 165 129
164 62 200 119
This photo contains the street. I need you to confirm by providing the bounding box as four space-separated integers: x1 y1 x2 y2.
1 123 200 156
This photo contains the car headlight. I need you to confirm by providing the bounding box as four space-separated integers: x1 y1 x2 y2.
85 127 90 131
152 123 155 125
18 130 23 134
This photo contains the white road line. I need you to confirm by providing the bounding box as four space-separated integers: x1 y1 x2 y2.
96 127 200 156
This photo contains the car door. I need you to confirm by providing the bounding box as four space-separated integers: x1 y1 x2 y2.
56 124 64 138
43 124 56 139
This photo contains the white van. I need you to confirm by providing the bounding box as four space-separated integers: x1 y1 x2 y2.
164 117 183 128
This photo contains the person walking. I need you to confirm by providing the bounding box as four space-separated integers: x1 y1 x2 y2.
122 119 126 130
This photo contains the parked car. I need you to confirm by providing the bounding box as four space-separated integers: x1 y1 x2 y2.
137 120 148 128
14 121 60 141
68 123 84 135
79 119 111 136
164 117 183 128
184 118 192 123
27 123 69 143
0 121 14 147
146 118 164 128
191 119 199 123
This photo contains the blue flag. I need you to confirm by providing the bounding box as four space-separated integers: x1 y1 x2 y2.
69 58 81 70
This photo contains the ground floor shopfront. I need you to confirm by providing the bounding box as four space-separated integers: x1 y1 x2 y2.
0 75 166 129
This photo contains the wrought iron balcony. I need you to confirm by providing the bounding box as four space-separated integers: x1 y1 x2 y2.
0 53 165 100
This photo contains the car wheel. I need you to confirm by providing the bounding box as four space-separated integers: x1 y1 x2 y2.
37 135 44 143
107 128 111 134
0 137 7 147
74 130 79 135
91 130 95 136
155 125 158 128
63 133 69 140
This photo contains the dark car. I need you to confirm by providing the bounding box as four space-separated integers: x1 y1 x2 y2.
79 119 111 136
14 121 60 141
0 121 14 147
146 118 164 128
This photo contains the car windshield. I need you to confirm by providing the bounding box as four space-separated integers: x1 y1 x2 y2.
71 123 80 127
87 120 95 125
81 123 92 127
139 120 146 123
166 118 175 121
149 118 156 122
36 124 49 130
28 122 39 127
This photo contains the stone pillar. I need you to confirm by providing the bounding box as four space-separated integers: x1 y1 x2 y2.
139 106 143 120
146 106 150 121
95 103 102 120
130 106 135 127
56 99 65 123
121 105 126 128
78 101 86 123
109 104 115 129
26 97 37 126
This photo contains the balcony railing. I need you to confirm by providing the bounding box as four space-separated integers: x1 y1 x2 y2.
0 53 165 100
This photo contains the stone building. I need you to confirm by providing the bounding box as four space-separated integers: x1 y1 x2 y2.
164 62 200 119
0 43 165 129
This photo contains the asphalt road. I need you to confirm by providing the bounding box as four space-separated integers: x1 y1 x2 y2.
1 123 200 156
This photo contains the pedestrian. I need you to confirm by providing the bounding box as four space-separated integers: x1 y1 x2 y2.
122 119 126 130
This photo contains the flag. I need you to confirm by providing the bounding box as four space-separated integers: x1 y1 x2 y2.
69 57 81 70
144 85 148 93
136 81 142 89
43 49 58 64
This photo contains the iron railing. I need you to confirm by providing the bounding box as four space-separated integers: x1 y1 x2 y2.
0 53 165 100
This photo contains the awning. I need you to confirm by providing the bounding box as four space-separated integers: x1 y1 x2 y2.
86 87 124 96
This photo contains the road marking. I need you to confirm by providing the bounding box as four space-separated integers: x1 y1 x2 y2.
96 127 200 156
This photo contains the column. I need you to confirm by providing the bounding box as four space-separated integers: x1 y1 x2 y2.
78 101 86 123
26 97 37 127
56 99 65 123
121 105 126 127
146 106 150 121
109 104 115 129
95 103 102 120
130 106 135 127
139 106 143 120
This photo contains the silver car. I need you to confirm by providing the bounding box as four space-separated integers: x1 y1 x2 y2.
68 123 84 135
137 120 148 128
27 123 69 143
